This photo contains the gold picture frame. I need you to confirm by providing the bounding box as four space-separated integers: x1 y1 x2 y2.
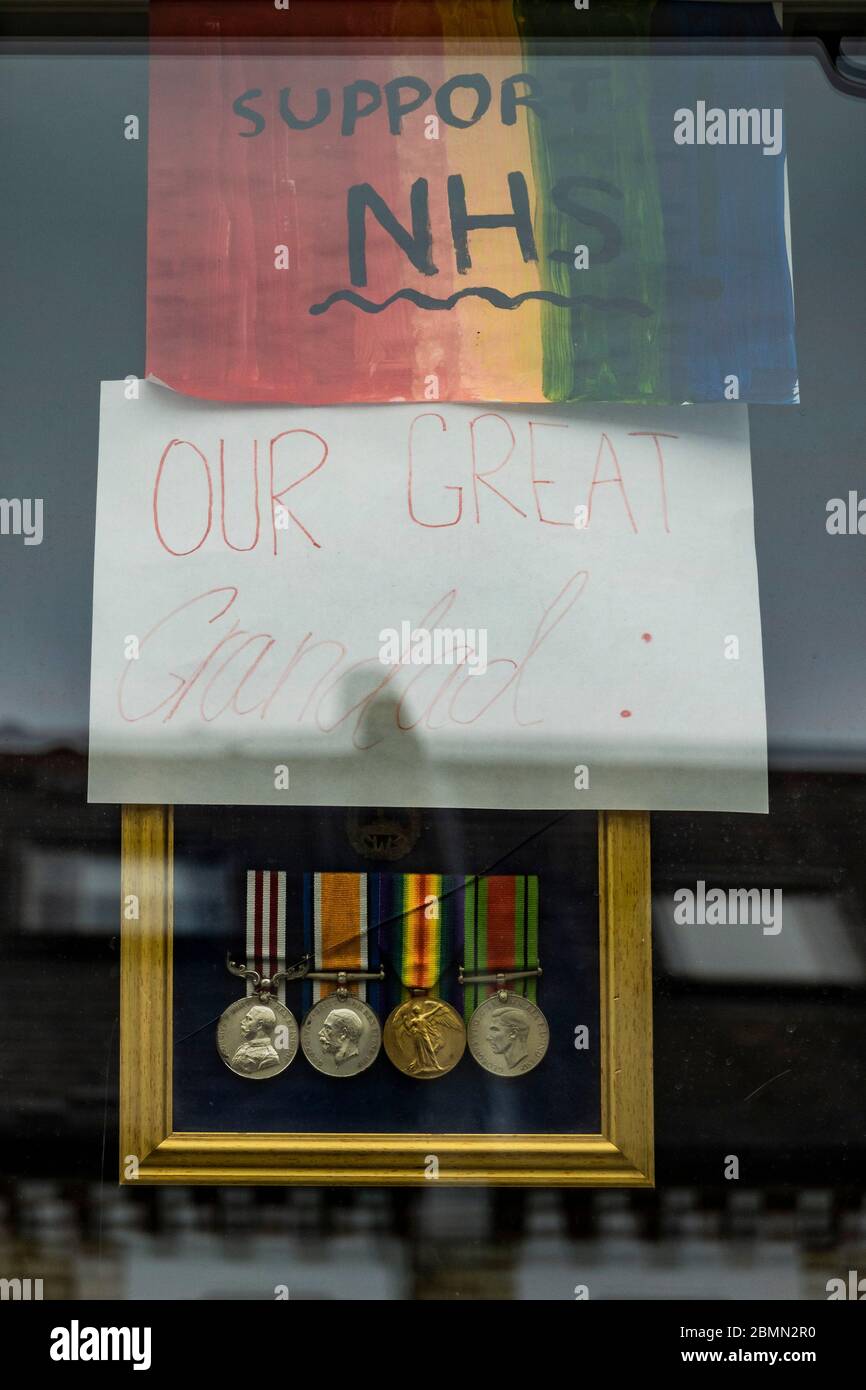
119 807 653 1186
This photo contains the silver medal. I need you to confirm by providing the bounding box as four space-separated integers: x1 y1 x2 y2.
219 954 309 1079
467 990 549 1077
217 994 299 1080
301 994 381 1077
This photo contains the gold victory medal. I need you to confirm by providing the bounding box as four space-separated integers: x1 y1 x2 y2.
383 997 466 1079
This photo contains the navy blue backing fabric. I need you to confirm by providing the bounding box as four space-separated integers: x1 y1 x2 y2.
172 808 601 1134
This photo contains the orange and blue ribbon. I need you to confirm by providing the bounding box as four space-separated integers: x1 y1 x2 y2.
301 871 381 1011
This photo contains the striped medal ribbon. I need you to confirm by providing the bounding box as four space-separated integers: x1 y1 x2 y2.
299 873 382 1077
215 870 300 1080
246 869 287 1002
376 874 467 1080
461 875 549 1078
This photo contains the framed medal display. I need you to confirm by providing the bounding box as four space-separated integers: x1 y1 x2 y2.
119 806 652 1186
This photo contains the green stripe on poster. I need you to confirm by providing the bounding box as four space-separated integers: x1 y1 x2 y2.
516 0 668 403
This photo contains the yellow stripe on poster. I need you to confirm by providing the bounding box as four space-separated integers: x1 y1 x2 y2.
437 0 543 401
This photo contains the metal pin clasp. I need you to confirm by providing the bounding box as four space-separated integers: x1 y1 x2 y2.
226 952 311 996
304 966 385 1000
458 965 542 1003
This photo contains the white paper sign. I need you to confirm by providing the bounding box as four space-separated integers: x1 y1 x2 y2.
89 382 767 811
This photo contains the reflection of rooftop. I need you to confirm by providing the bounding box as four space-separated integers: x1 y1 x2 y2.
0 728 86 755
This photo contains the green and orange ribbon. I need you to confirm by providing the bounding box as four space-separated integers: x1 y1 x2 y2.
462 875 539 1020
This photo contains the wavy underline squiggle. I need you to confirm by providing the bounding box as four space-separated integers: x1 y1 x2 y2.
308 286 653 316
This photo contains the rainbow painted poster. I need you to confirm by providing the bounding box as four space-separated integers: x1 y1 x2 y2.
147 0 797 405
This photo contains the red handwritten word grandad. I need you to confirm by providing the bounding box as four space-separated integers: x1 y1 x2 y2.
116 572 589 751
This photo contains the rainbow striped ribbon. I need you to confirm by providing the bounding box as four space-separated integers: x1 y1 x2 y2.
373 873 466 1011
245 869 287 1004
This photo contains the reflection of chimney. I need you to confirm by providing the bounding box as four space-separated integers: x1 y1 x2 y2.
331 674 466 870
